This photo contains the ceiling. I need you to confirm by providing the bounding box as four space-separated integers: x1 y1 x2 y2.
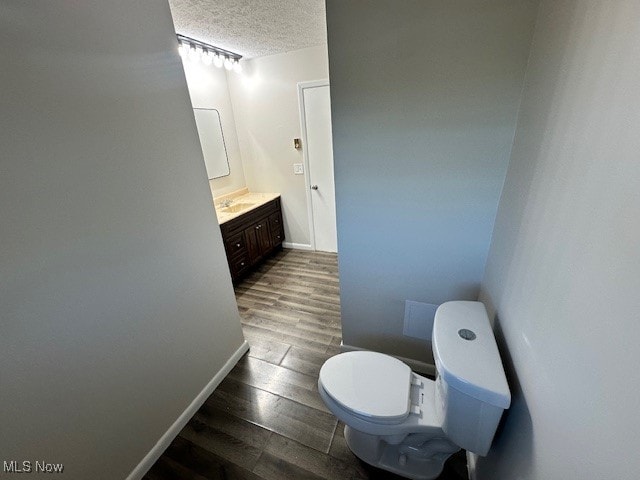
167 0 327 59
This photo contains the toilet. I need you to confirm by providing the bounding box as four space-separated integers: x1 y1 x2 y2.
318 301 510 480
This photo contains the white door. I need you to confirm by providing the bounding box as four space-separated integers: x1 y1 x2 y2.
301 83 337 253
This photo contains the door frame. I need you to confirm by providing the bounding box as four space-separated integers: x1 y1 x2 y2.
297 79 331 252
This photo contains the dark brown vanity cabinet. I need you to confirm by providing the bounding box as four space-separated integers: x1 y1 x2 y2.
220 198 284 282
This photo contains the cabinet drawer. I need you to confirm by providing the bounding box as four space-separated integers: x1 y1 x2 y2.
225 233 246 257
231 254 250 278
269 212 284 245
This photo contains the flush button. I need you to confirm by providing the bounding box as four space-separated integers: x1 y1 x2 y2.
458 328 476 341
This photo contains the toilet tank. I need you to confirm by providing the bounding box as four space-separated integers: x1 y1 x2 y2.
432 301 510 456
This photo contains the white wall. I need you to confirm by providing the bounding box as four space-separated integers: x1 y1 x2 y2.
228 45 329 247
182 59 247 197
476 2 640 478
0 2 245 478
325 0 539 362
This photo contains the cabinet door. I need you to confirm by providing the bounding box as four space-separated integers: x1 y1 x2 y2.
244 225 261 264
255 220 272 255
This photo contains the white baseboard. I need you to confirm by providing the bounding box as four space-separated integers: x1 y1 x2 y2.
339 342 436 377
282 242 313 251
126 340 250 480
467 451 478 479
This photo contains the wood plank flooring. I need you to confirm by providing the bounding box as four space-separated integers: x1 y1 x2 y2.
144 249 468 479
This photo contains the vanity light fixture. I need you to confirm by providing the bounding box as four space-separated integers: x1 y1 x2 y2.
176 33 242 71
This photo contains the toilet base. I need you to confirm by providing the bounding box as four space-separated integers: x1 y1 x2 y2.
344 425 460 480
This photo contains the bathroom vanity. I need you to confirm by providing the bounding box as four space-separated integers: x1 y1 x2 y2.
215 191 284 283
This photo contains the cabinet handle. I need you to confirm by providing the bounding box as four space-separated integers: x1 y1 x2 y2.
276 235 280 239
240 262 245 266
236 243 241 248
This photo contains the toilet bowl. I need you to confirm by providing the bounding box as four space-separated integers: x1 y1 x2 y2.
318 301 511 480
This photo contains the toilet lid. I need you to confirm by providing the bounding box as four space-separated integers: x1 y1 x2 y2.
319 351 412 423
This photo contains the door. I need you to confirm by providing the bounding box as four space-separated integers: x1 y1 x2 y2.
300 82 337 253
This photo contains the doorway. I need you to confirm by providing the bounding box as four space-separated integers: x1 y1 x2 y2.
298 81 338 253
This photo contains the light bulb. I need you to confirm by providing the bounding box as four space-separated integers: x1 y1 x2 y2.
189 45 201 62
224 56 233 70
233 59 242 73
202 50 212 66
178 41 189 58
213 53 223 68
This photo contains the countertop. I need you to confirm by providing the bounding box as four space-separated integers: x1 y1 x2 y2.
214 190 281 225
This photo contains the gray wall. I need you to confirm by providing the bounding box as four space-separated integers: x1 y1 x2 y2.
476 1 640 478
326 0 539 362
0 2 245 478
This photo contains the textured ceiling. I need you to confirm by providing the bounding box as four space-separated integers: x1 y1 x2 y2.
168 0 327 59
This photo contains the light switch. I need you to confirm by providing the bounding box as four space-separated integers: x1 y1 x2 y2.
293 163 304 175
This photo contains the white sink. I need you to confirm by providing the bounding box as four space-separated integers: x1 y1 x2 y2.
221 202 254 213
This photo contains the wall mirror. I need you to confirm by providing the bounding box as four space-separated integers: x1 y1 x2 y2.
193 108 230 179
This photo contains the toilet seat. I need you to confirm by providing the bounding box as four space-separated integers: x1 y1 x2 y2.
319 351 412 424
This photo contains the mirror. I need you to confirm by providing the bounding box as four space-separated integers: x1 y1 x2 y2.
193 108 230 179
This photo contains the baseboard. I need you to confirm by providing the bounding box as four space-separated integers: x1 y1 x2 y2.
466 451 478 479
339 342 436 377
282 242 313 251
126 340 250 480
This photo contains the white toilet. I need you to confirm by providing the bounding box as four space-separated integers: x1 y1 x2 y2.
318 301 510 479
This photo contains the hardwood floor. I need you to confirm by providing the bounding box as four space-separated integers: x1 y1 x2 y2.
144 249 468 480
